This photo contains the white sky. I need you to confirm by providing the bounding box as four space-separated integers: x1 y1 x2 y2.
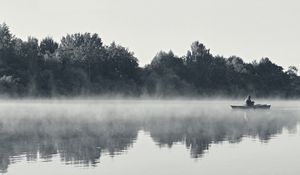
0 0 299 68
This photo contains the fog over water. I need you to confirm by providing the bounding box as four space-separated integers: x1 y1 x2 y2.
0 99 299 174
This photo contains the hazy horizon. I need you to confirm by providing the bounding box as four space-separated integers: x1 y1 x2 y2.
1 0 299 68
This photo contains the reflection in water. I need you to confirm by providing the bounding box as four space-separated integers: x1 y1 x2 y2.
145 110 298 158
0 101 299 173
0 116 140 173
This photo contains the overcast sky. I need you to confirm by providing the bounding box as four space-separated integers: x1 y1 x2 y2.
0 0 299 68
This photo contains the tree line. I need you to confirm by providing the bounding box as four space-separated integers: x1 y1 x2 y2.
1 23 300 97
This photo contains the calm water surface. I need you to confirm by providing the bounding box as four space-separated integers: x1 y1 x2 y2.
0 100 299 175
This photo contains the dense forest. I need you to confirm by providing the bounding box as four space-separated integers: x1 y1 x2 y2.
1 23 300 97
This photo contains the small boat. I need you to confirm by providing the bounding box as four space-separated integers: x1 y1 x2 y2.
231 104 271 110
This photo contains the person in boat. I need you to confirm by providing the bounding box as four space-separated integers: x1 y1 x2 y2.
245 95 255 106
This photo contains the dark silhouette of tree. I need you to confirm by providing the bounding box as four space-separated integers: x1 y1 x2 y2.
143 51 191 95
184 41 214 92
57 33 104 95
102 42 140 94
252 58 290 96
40 37 58 55
0 23 19 95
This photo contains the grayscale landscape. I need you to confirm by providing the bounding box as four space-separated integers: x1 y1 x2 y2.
1 0 300 174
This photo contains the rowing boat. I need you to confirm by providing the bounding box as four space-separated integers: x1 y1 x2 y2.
231 104 271 109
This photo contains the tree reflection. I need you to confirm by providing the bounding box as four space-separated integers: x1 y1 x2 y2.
0 109 298 173
0 117 140 173
144 110 299 158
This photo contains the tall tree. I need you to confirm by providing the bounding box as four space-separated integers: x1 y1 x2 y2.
184 41 214 93
144 51 191 95
103 42 140 94
57 33 104 94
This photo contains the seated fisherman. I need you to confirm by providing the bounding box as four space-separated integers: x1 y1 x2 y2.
245 95 254 106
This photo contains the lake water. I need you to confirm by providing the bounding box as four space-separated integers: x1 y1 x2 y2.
0 99 299 175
